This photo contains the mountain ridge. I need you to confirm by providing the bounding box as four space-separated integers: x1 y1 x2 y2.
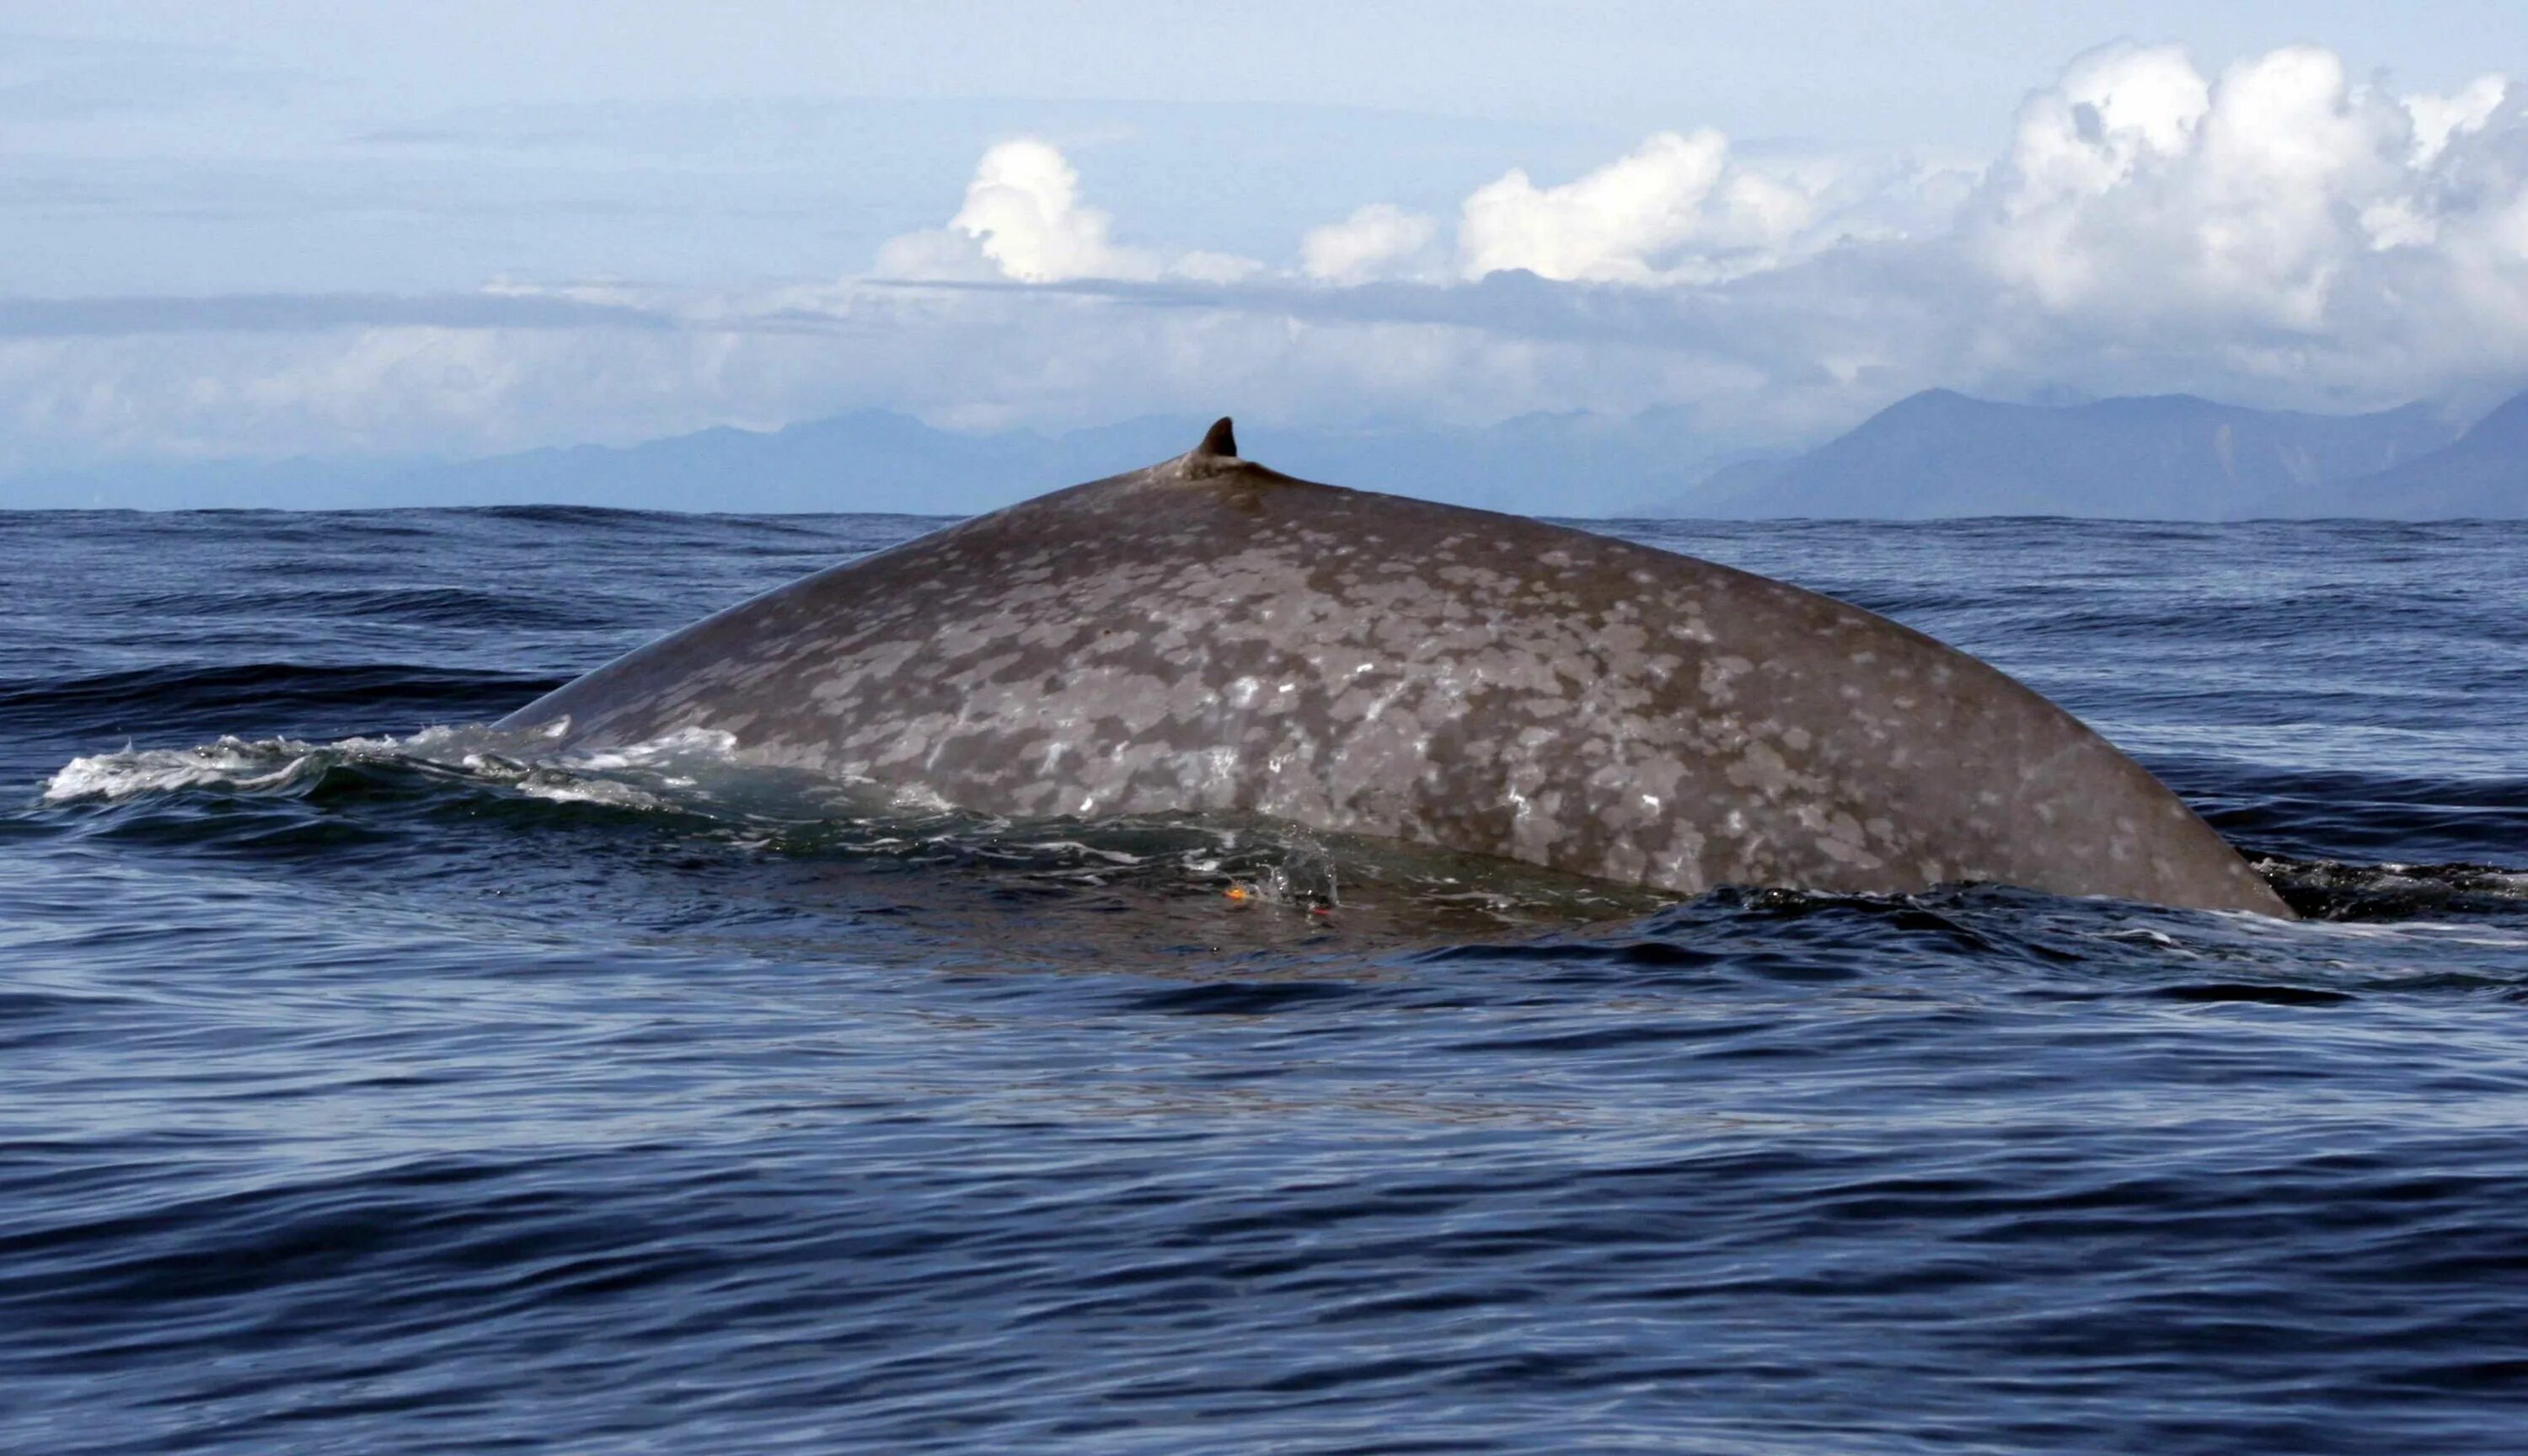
13 387 2528 518
2274 391 2528 518
1685 389 2469 519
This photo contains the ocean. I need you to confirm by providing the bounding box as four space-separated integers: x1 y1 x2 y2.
5 507 2525 1453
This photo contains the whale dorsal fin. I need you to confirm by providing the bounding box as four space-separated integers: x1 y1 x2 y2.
1193 417 1238 459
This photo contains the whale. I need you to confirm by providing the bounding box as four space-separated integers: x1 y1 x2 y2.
500 419 2292 918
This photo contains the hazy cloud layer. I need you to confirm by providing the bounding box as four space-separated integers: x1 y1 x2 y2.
3 42 2524 478
0 292 669 337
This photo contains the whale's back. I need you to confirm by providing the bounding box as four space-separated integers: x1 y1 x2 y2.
502 447 2290 917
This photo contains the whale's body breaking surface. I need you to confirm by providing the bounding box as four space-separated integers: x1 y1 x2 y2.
501 421 2292 918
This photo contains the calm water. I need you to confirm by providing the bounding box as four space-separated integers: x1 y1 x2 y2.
5 508 2526 1454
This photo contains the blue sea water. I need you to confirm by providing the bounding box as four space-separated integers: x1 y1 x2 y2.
4 508 2526 1453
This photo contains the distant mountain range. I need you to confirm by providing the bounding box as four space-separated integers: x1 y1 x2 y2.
7 410 1721 517
1684 389 2507 518
2271 389 2528 519
13 386 2528 518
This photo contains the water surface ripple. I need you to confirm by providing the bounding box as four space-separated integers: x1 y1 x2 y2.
4 510 2526 1453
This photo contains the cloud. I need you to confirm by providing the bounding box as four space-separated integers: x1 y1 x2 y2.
875 138 1148 282
8 42 2528 488
876 137 1264 285
1948 44 2526 396
1977 47 2388 324
1456 130 1824 284
2407 73 2507 167
947 138 1154 282
0 292 669 336
1301 204 1443 284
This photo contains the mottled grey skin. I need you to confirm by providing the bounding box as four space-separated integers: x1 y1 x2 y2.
502 423 2291 918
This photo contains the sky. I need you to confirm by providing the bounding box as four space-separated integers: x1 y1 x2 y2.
6 1 2528 483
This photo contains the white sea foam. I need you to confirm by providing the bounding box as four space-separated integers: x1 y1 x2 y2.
40 723 746 813
889 783 956 813
40 731 454 804
44 737 318 803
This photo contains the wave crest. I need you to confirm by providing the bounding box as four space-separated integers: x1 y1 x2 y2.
40 723 699 812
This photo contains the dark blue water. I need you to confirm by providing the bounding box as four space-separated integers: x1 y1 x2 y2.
7 509 2528 1453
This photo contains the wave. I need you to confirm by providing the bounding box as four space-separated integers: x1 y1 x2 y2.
40 725 677 811
0 663 560 735
2258 856 2528 921
112 584 601 629
2181 762 2528 864
35 725 2528 940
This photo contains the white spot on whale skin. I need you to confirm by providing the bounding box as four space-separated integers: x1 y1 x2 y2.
570 726 740 771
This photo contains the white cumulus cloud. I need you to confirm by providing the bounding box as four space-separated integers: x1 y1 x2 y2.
1455 130 1824 284
1301 204 1443 284
876 138 1264 286
1968 43 2520 341
2408 73 2507 166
